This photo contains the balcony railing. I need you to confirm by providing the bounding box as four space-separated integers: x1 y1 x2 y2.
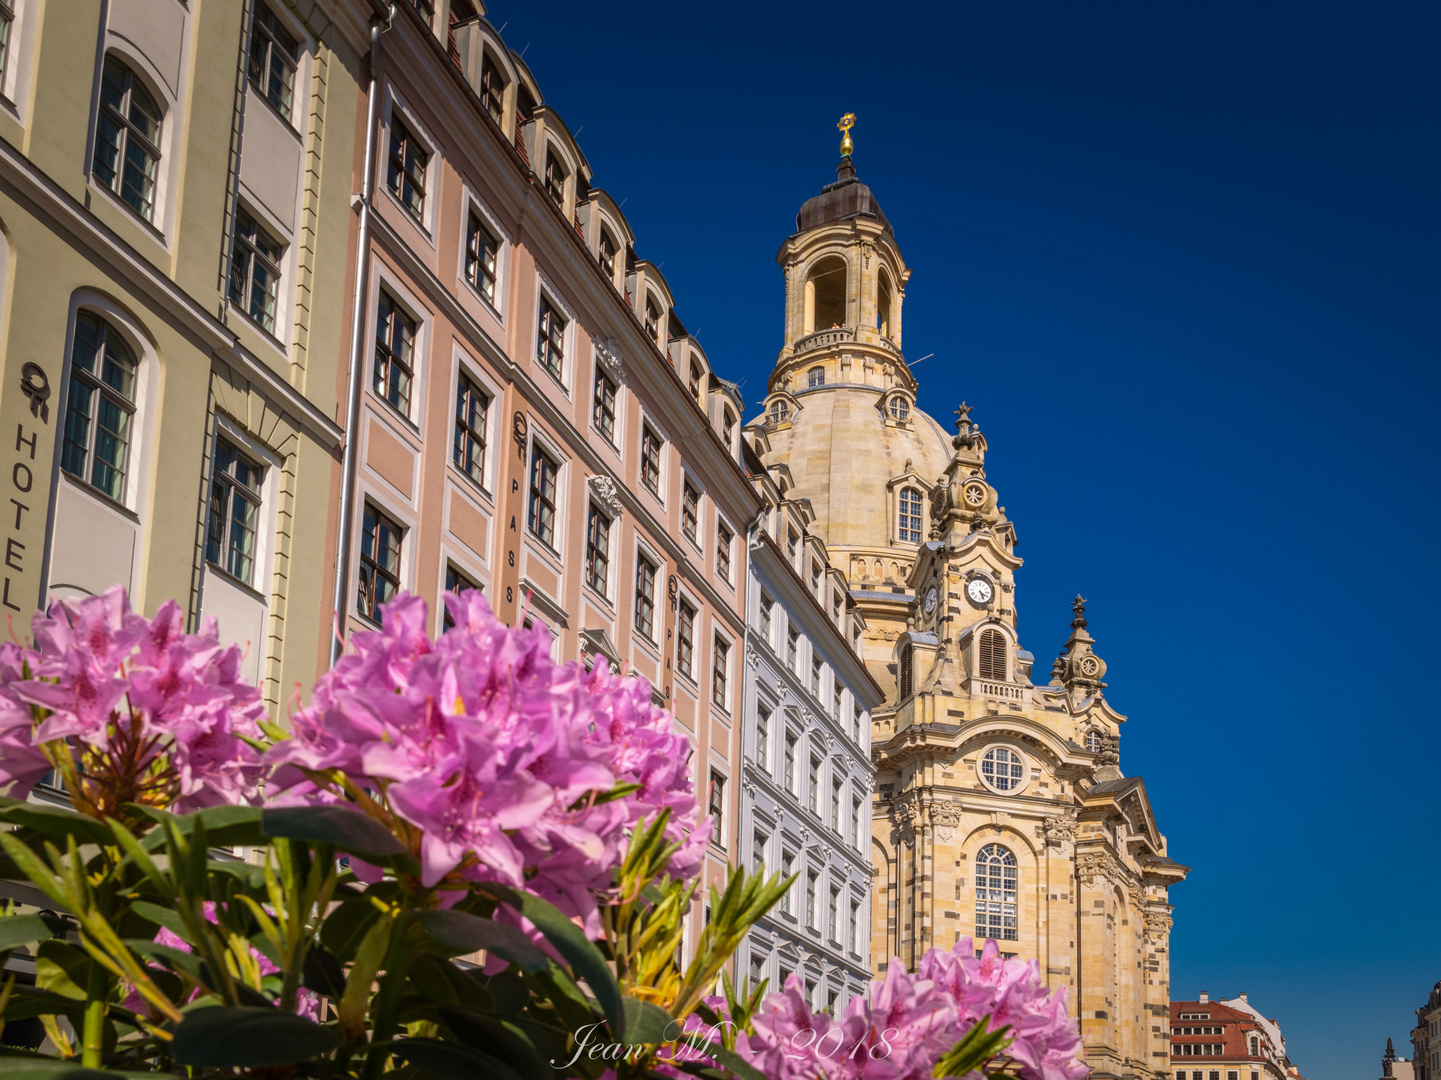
794 326 855 354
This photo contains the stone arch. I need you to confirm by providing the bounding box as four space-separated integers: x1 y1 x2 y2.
803 255 847 334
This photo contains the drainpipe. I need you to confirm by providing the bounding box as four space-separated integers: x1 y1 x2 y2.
330 5 394 664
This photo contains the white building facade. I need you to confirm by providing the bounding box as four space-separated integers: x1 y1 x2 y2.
737 444 885 1012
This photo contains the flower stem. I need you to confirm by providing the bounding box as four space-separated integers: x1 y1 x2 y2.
362 914 412 1079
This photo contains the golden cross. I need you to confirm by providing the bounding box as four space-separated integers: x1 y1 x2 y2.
838 113 856 157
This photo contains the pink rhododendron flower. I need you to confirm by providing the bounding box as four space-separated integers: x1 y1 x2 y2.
0 586 265 818
739 943 1087 1080
266 590 705 932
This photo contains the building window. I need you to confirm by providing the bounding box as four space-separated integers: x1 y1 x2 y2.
708 771 725 848
853 798 864 850
479 52 504 123
676 599 695 679
527 444 559 548
249 4 299 120
758 593 774 644
853 702 863 743
598 228 618 281
585 505 611 595
808 756 820 815
446 0 479 64
358 503 403 620
644 297 661 343
831 778 842 832
93 57 163 222
536 296 566 382
682 481 700 543
898 644 914 698
978 628 1008 681
898 486 923 543
807 366 825 388
543 151 566 204
441 563 479 630
784 732 797 794
787 626 799 672
465 212 499 304
716 522 733 583
980 747 1025 792
373 293 416 416
756 706 770 771
453 372 489 485
787 529 799 560
591 367 618 444
712 635 729 708
811 655 822 698
722 410 736 446
833 676 843 718
888 396 910 421
850 899 861 953
1084 729 1102 753
386 116 428 220
752 830 767 873
634 556 657 640
229 211 283 333
805 872 817 929
689 360 703 400
974 843 1017 942
780 851 794 914
769 400 788 424
829 887 840 944
1249 1038 1259 1055
62 312 137 502
407 0 434 24
641 424 662 495
206 438 264 584
0 1 14 91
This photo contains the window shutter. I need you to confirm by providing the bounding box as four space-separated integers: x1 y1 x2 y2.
979 629 1006 681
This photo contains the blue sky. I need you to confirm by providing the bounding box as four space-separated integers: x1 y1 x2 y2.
482 2 1441 1075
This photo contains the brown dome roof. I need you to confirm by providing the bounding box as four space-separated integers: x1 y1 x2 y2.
796 162 892 235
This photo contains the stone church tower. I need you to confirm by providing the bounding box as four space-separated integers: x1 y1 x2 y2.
749 129 1189 1080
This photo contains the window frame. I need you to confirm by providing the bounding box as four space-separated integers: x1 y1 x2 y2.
591 365 618 446
707 770 726 849
978 744 1028 795
441 561 481 630
205 436 265 587
248 3 300 123
711 632 731 711
584 502 612 598
536 293 568 386
373 289 418 419
527 441 561 551
92 54 164 224
974 842 1018 942
61 309 139 505
716 519 733 584
634 551 659 642
807 366 825 388
229 207 284 335
676 597 697 681
464 209 500 306
386 112 430 223
898 485 923 543
452 367 490 491
358 500 405 623
640 422 663 498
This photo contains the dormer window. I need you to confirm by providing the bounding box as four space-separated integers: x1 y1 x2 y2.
644 297 662 344
722 409 736 446
888 396 910 421
1084 729 1102 752
479 52 505 124
769 400 789 424
689 359 704 401
807 366 825 388
544 151 566 204
598 228 617 281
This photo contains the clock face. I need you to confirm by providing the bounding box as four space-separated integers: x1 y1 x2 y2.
966 578 993 605
924 586 938 614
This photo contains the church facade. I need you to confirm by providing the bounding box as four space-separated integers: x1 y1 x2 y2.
747 134 1188 1080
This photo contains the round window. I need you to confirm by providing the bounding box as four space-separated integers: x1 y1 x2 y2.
888 396 910 421
980 746 1026 792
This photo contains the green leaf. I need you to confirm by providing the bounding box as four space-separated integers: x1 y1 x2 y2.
129 901 192 946
261 805 405 857
0 984 86 1023
437 1006 549 1076
619 996 676 1045
0 798 112 846
319 897 381 963
411 909 549 970
35 939 89 1000
302 945 346 998
493 887 624 1039
392 1036 523 1080
0 914 55 952
170 1005 339 1067
0 1065 163 1080
700 1040 769 1080
123 939 203 979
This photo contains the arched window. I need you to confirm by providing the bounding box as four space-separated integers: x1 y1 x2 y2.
93 56 163 222
807 366 825 388
688 359 704 400
888 396 910 421
877 268 893 339
722 409 736 446
898 643 913 699
62 311 138 502
598 228 618 281
898 487 922 543
769 400 788 424
644 297 661 343
978 628 1007 681
1249 1036 1259 1056
803 255 847 333
980 747 1025 792
975 843 1017 941
1084 729 1102 753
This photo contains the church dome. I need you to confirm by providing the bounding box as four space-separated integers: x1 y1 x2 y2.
796 168 893 236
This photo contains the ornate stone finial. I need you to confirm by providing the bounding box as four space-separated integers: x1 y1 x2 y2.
1385 1038 1396 1062
837 112 856 158
1070 595 1088 629
954 401 972 430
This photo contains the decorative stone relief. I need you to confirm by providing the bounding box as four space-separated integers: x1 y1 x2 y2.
1043 815 1078 847
592 336 625 384
930 803 961 842
587 474 624 516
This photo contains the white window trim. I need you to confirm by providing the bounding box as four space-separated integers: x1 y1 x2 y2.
532 270 576 394
589 352 625 452
449 347 500 499
436 542 487 635
457 181 510 320
679 469 705 554
539 136 576 212
583 497 617 605
523 425 568 561
207 414 283 599
382 83 440 242
631 536 666 651
351 487 415 626
711 626 734 715
0 0 40 121
369 266 431 429
976 742 1031 796
247 1 315 137
230 195 295 353
637 409 668 508
714 509 736 588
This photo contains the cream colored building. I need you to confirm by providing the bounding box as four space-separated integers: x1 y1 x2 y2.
749 144 1188 1080
0 0 370 707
